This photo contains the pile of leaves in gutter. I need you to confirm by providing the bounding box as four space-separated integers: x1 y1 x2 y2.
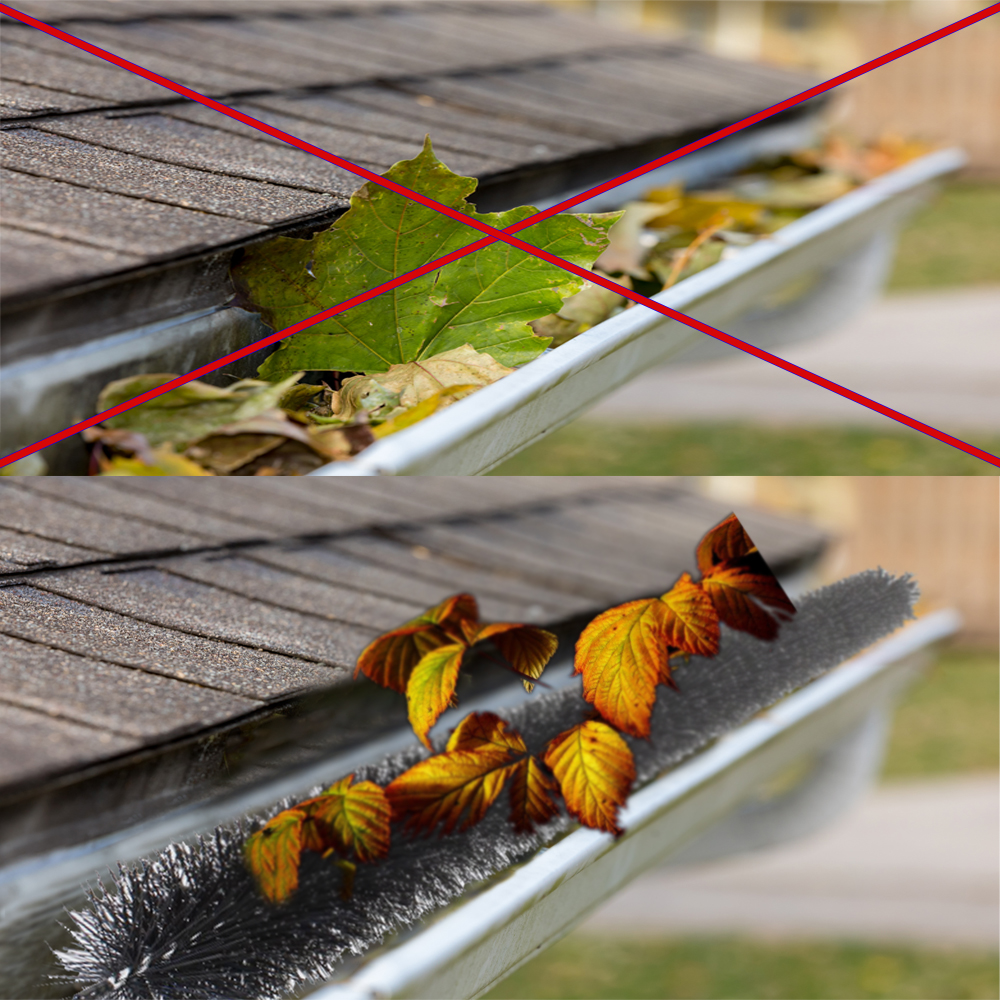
534 132 935 343
84 133 931 476
84 344 514 476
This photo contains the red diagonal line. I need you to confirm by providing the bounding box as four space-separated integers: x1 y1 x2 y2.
1 4 998 469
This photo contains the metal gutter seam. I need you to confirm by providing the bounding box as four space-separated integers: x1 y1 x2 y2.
312 147 965 477
311 608 960 1000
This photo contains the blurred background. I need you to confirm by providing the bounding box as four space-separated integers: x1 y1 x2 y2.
495 0 1000 476
488 475 998 1000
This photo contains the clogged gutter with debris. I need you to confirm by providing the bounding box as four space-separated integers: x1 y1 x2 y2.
75 134 932 478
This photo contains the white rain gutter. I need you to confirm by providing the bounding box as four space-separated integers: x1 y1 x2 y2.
311 608 960 999
312 148 965 476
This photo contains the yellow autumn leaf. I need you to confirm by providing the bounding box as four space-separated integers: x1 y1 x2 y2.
98 444 214 476
244 808 306 904
543 721 635 836
446 711 527 755
574 597 674 738
354 593 478 693
386 755 516 834
406 642 467 749
371 385 480 438
473 622 558 691
302 774 391 863
359 595 557 746
660 571 720 658
507 755 561 833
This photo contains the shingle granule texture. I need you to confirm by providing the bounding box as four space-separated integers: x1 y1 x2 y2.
0 702 140 786
1 0 817 303
0 482 199 554
0 632 259 738
0 586 337 699
0 526 108 573
158 553 425 633
32 567 376 666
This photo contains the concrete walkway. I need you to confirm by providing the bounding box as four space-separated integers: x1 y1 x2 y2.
590 289 1000 432
582 775 999 948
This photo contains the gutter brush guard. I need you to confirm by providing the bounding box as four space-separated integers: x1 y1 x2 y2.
53 569 953 1000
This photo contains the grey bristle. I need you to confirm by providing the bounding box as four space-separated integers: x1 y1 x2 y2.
56 570 917 999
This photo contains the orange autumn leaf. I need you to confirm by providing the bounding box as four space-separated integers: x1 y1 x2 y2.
301 774 391 863
660 571 720 659
695 512 756 574
446 710 528 755
355 592 478 693
574 514 794 738
429 592 481 641
445 712 558 833
701 555 796 640
298 809 331 854
574 597 673 738
359 594 558 748
387 713 528 834
696 514 797 640
244 772 392 904
448 712 559 833
244 808 307 904
387 754 516 836
508 755 561 833
543 720 635 836
355 624 438 693
474 622 559 691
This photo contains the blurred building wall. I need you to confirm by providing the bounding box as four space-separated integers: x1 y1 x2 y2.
705 476 999 646
550 0 1000 177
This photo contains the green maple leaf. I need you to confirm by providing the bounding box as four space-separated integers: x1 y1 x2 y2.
232 138 619 379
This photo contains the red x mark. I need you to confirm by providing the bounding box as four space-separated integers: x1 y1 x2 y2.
2 2 998 470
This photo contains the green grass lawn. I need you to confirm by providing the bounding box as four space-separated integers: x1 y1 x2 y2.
882 645 999 780
486 937 999 1000
484 646 999 1000
888 181 1000 290
491 422 1000 475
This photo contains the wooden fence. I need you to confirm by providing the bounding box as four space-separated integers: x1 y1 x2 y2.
839 476 998 646
836 6 1000 178
749 476 999 646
